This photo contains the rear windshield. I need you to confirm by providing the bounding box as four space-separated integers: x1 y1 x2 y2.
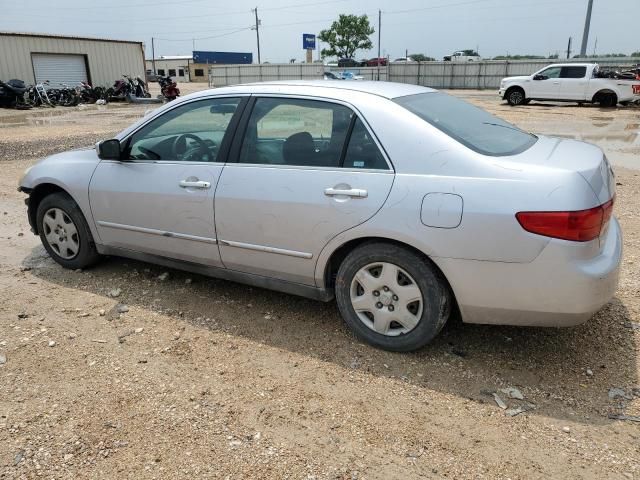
393 92 537 156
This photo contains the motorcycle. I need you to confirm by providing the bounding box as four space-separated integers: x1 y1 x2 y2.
158 75 180 101
0 79 31 109
48 83 80 107
28 80 55 107
76 81 106 103
106 77 131 101
123 74 151 98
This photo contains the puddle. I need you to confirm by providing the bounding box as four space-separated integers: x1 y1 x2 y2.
0 108 70 128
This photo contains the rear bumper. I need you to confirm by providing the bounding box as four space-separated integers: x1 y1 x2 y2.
434 217 622 327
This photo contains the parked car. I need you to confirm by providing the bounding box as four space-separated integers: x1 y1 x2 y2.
18 81 620 352
443 51 481 62
323 71 341 80
499 63 640 107
362 58 388 67
338 58 358 68
340 71 364 81
145 69 159 83
392 57 415 63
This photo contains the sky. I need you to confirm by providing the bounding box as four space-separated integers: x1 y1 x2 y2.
2 0 639 62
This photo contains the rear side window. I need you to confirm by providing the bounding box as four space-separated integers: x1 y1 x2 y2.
343 118 387 169
561 66 587 78
393 92 537 156
239 97 353 167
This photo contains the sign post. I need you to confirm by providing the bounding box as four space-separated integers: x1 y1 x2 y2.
303 33 316 63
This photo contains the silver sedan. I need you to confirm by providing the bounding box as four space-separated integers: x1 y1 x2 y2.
18 81 621 351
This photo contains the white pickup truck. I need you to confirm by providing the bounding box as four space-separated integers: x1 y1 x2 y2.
499 63 640 107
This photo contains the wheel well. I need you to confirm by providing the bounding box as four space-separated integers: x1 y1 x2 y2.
505 85 525 98
27 183 69 234
592 89 617 103
323 237 460 313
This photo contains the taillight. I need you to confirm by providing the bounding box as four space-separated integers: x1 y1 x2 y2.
516 196 615 242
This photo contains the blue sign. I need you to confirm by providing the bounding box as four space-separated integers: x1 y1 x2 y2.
303 34 316 50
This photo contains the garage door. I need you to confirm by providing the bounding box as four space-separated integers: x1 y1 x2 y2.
32 54 88 87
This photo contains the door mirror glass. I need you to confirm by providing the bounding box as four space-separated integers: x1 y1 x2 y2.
97 139 122 160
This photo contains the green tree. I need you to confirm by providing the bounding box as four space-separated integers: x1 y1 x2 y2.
318 14 374 59
632 51 640 57
409 53 435 62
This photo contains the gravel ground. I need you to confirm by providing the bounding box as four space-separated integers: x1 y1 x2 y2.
0 88 639 479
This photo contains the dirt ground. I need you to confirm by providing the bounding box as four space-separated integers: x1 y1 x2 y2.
0 86 639 479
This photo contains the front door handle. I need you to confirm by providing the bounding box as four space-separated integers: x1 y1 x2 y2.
324 187 368 198
179 180 211 189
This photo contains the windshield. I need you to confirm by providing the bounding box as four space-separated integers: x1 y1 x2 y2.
393 92 537 156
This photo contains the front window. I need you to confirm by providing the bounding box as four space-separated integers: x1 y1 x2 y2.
124 97 241 162
538 66 561 79
394 92 537 156
168 69 176 77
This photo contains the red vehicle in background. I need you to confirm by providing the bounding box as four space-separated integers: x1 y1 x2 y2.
363 57 388 67
158 75 180 102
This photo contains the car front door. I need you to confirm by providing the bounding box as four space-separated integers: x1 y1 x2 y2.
558 65 588 100
214 96 394 286
529 66 562 99
89 96 246 266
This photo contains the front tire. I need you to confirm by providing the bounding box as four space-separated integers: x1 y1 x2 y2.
506 87 526 106
335 243 451 352
36 193 101 269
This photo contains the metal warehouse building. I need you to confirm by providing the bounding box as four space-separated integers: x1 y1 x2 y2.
0 32 145 88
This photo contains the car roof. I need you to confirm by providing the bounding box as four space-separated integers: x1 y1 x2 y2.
190 80 435 100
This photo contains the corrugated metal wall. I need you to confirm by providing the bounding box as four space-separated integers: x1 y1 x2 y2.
206 58 639 89
0 34 145 88
209 63 325 86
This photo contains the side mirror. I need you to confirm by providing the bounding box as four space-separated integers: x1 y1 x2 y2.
96 139 122 160
533 74 546 80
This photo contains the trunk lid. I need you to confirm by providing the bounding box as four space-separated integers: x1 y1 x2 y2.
508 135 615 204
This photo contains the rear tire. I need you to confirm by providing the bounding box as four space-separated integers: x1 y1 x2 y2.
36 193 101 270
506 87 526 106
598 93 617 108
335 243 451 352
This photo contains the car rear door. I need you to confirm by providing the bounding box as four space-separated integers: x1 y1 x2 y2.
558 65 589 100
214 96 394 286
89 96 247 267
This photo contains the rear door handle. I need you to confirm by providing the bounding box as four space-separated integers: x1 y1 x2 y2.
324 187 368 198
179 180 211 189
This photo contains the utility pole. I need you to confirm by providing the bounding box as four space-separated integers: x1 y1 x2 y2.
151 37 156 73
252 7 261 64
192 38 195 53
566 36 572 59
377 9 381 80
592 37 598 57
580 0 594 57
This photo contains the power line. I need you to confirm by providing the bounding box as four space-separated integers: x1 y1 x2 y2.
156 27 253 42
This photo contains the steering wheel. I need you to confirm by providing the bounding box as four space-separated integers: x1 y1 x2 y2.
172 133 214 162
